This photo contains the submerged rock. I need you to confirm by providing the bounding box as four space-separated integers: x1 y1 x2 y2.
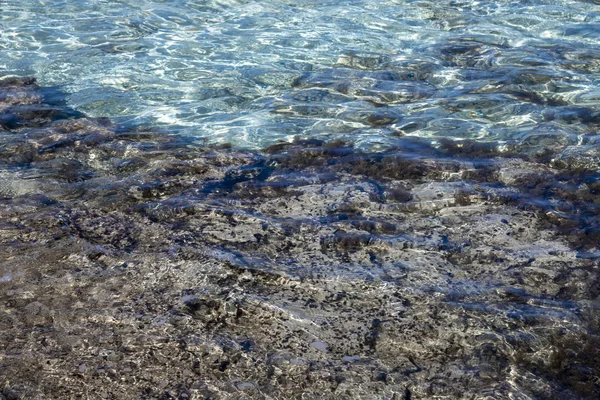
0 77 599 399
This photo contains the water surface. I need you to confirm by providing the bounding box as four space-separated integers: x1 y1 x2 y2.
0 1 599 399
1 0 599 149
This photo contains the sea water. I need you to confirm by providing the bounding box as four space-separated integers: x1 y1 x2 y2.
1 1 600 399
1 0 599 149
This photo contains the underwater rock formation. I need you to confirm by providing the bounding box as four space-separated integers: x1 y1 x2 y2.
0 77 599 399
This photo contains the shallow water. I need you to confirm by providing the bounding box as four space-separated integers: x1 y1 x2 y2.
1 0 599 149
0 1 599 399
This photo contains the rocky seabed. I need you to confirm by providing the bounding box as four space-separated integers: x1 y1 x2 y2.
0 77 599 399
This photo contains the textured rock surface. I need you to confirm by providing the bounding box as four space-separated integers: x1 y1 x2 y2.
0 78 599 399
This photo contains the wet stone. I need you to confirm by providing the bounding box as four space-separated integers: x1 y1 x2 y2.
0 78 598 399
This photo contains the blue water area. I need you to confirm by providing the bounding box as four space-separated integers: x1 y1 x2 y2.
1 0 599 149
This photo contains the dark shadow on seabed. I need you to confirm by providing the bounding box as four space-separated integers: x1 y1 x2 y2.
0 77 599 399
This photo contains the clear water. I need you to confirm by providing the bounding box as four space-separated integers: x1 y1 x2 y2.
1 0 599 148
1 2 600 399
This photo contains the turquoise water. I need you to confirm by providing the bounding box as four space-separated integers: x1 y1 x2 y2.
1 0 599 148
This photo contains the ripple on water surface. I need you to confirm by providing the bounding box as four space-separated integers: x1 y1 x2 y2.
0 0 599 150
0 0 600 398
